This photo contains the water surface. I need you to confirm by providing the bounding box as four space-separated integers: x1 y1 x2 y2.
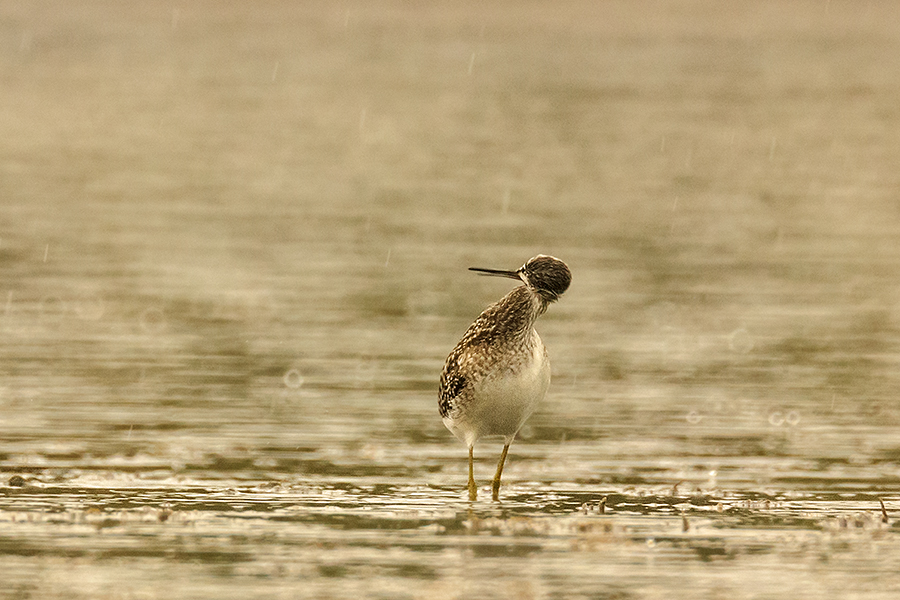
3 1 900 598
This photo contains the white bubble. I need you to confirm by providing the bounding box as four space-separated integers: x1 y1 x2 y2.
785 411 801 426
73 292 105 321
283 368 304 389
728 328 754 354
768 411 784 426
686 411 703 425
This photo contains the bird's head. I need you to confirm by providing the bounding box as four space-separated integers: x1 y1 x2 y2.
469 254 571 303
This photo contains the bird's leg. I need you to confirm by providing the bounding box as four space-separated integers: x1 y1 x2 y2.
491 442 511 501
468 445 477 501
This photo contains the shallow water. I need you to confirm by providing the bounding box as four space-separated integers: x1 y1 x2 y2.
3 1 900 598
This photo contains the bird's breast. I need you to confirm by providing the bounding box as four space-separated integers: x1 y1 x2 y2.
458 331 550 442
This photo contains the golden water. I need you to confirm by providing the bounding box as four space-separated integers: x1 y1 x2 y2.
2 1 900 598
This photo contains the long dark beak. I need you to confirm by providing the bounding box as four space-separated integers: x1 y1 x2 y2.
468 266 521 280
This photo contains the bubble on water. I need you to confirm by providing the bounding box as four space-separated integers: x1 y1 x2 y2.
728 328 754 354
283 368 304 389
73 292 105 321
785 411 801 426
686 411 703 425
139 307 165 333
708 392 730 414
768 411 784 426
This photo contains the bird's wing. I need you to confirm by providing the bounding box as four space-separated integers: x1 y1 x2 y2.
438 345 468 418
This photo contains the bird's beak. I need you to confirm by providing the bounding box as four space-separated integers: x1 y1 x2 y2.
468 266 522 281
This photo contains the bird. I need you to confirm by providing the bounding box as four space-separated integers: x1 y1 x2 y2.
439 254 571 501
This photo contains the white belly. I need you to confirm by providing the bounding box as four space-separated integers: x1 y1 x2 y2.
444 337 550 447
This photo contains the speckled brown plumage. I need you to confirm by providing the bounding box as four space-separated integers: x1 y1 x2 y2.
439 285 545 420
438 255 571 501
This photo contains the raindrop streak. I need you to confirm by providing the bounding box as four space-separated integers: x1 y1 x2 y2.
19 31 32 53
283 369 304 389
468 52 476 75
43 244 49 263
271 61 279 82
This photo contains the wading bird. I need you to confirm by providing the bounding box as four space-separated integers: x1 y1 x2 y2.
439 255 571 501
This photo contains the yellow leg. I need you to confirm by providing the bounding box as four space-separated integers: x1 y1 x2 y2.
491 442 511 501
467 446 477 501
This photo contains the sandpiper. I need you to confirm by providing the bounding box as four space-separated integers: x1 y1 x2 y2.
439 255 571 501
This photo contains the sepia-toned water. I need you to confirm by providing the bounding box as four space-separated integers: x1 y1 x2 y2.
3 1 900 598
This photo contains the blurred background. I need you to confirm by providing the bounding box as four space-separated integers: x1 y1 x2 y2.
2 1 900 598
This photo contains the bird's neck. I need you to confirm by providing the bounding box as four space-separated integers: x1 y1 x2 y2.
488 286 546 339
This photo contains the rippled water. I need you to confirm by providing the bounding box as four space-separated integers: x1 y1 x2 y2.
3 1 900 598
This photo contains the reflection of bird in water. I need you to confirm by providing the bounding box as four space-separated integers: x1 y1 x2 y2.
439 255 571 501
